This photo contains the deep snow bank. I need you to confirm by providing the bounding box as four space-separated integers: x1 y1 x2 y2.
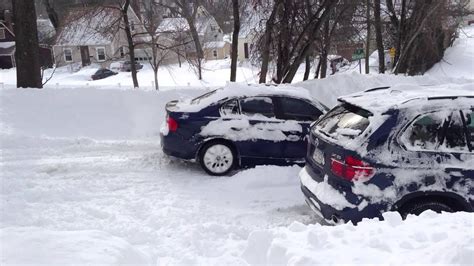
0 227 152 265
242 211 474 265
0 88 204 140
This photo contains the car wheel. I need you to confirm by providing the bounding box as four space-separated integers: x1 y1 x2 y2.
399 199 454 219
199 141 236 176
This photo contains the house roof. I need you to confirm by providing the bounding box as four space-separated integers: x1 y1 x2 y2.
156 17 189 33
0 42 15 56
0 21 14 37
55 7 123 46
156 12 221 36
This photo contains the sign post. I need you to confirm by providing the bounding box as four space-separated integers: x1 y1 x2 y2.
389 47 396 69
352 48 365 74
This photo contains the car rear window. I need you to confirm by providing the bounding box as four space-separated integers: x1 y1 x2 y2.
191 90 218 105
315 104 371 139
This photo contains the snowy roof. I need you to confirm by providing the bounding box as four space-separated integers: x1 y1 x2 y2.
156 18 189 33
0 41 14 49
339 83 474 113
156 15 220 36
203 41 227 49
174 83 317 112
55 8 122 46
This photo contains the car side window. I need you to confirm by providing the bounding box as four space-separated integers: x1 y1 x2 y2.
240 97 275 118
402 111 468 152
220 99 240 116
278 97 323 121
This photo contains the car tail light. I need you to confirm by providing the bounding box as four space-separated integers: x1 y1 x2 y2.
330 155 375 182
167 116 178 132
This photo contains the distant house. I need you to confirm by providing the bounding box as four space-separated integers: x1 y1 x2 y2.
53 6 148 67
156 6 225 61
237 10 260 61
203 41 230 60
0 20 15 69
0 9 54 69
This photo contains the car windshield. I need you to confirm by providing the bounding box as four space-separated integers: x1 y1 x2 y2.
191 89 218 105
315 104 371 140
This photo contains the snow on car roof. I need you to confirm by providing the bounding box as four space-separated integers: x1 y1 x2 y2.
338 83 474 113
175 82 318 112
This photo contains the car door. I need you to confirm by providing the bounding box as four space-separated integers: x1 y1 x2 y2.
232 96 287 161
274 96 324 161
398 110 471 194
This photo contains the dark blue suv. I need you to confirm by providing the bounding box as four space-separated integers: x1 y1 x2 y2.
301 85 473 224
161 84 327 175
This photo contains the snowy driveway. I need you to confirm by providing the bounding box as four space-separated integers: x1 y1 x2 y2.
1 136 313 264
1 86 473 265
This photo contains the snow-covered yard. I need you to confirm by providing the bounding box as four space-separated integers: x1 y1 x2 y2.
1 25 473 266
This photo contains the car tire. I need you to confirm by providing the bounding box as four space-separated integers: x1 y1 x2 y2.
199 140 237 176
399 199 454 219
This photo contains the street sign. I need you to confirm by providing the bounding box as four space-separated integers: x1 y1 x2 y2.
352 48 365 61
389 47 396 57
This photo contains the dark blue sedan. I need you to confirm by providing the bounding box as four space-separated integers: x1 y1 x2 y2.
160 84 328 175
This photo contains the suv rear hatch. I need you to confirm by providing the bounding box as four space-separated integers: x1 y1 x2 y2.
307 103 376 185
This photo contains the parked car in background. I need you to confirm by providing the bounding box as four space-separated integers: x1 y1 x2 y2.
122 61 143 72
160 84 328 175
91 68 117 80
110 61 144 72
301 84 474 224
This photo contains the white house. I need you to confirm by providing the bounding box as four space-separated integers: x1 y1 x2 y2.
156 6 225 61
53 6 148 67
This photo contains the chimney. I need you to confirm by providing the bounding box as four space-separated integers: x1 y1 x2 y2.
4 9 12 32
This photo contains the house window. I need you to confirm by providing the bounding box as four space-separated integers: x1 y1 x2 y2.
119 47 125 57
213 50 217 57
97 47 106 61
64 48 73 62
0 28 5 40
130 22 135 32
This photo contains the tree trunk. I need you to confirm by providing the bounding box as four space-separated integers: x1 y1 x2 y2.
303 55 311 81
230 0 240 82
43 0 59 29
185 16 204 80
365 0 371 74
122 0 139 88
314 56 322 79
320 20 330 79
154 68 159 91
259 1 280 84
374 0 384 73
13 0 43 88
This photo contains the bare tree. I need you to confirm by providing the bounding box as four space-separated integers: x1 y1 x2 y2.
230 0 240 82
255 0 338 84
364 0 370 74
13 0 43 88
159 0 205 80
373 0 384 73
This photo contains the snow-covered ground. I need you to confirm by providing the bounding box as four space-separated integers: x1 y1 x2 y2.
1 26 473 265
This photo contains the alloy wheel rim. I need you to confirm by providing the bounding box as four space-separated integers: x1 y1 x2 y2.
203 144 233 174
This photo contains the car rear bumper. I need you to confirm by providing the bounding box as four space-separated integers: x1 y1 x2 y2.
300 166 383 224
160 133 198 160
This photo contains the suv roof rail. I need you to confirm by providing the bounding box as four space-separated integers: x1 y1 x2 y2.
427 95 474 101
364 86 390 92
